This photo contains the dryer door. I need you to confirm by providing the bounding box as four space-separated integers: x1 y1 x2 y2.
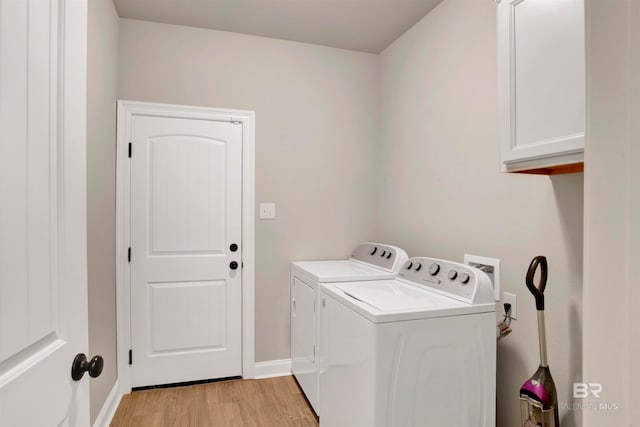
291 276 318 413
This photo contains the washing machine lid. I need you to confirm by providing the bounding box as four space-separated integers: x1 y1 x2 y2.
325 280 495 323
293 260 395 283
336 281 461 310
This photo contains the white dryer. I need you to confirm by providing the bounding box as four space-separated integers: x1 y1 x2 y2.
291 243 409 415
319 257 496 427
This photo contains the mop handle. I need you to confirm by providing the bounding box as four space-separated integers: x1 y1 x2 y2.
526 256 549 367
526 256 547 310
537 310 548 367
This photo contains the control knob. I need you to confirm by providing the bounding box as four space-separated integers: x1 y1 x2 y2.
448 270 458 280
458 272 470 284
428 263 440 275
370 246 377 255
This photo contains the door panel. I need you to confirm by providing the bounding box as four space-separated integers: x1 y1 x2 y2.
513 0 585 147
149 136 227 254
0 0 56 362
0 0 89 425
149 280 227 352
130 116 242 387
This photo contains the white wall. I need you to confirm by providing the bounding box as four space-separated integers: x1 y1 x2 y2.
631 2 640 421
376 1 583 426
87 0 119 423
583 0 639 424
117 19 380 362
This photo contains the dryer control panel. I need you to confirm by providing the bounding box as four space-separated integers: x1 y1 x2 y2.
350 243 408 273
397 257 494 305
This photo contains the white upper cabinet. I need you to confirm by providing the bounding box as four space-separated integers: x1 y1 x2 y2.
498 0 585 174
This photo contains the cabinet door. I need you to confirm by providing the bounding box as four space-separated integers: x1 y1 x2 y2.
498 0 585 172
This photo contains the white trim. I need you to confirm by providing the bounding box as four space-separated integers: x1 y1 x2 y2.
503 151 584 173
253 359 292 379
115 100 256 395
92 381 123 427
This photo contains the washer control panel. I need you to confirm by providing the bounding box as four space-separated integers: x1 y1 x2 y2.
397 257 492 304
350 243 408 273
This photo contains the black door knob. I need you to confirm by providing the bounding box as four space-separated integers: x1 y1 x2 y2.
230 243 238 252
229 261 239 270
71 353 104 381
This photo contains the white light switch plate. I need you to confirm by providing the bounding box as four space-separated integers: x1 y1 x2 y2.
259 203 276 219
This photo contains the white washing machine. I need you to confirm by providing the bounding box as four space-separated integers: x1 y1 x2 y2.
291 243 409 415
319 257 496 427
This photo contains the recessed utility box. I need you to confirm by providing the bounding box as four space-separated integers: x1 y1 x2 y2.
464 254 500 302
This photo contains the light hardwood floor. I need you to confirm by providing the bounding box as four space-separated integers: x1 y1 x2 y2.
110 376 319 427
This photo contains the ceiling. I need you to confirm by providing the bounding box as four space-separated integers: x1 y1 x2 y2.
112 0 444 53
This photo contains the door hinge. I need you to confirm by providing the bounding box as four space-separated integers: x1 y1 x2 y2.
128 142 132 158
127 247 131 263
231 120 241 125
128 349 132 365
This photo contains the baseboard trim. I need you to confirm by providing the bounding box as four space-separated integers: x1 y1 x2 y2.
93 380 123 427
253 359 292 379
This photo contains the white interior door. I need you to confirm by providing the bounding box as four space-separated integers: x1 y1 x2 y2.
129 115 243 387
0 0 89 425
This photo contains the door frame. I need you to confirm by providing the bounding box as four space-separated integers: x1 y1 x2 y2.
115 100 256 394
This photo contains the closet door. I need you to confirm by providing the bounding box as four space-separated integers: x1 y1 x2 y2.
0 1 90 425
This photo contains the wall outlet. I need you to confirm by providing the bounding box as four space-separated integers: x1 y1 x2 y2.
503 292 517 319
259 202 276 219
464 254 501 301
